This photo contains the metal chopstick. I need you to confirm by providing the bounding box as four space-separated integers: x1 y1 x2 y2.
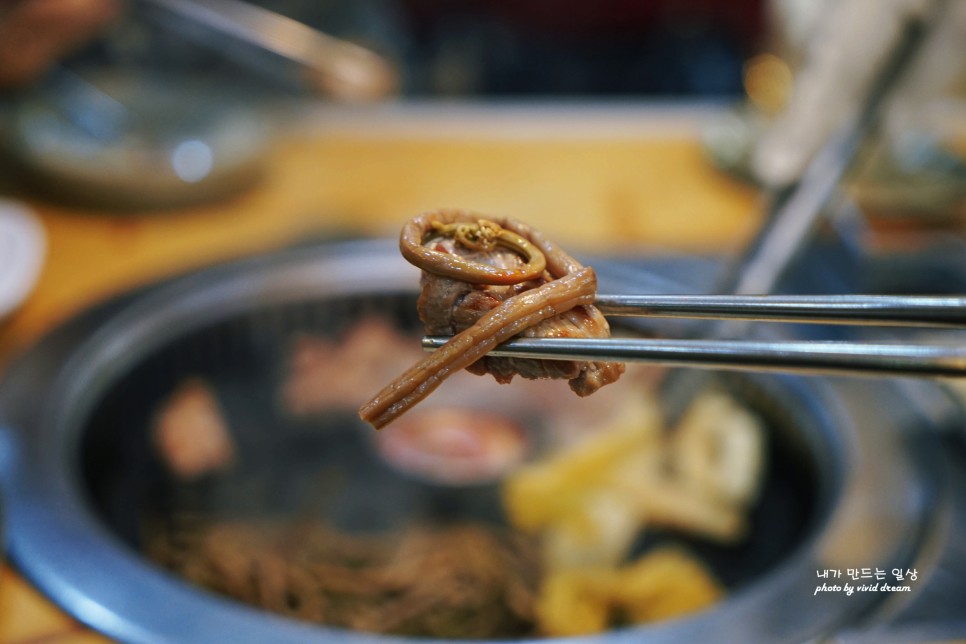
593 294 966 328
421 336 966 379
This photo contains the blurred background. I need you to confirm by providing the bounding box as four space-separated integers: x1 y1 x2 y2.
1 0 964 213
0 0 960 343
6 0 767 98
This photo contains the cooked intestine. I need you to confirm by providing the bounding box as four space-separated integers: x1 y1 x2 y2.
360 210 624 429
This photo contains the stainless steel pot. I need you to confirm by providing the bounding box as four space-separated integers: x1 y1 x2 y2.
0 239 953 643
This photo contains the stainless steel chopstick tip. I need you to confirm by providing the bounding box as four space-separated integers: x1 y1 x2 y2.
421 335 966 379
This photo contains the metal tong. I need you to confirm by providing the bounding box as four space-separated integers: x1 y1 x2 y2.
137 0 397 100
422 294 966 379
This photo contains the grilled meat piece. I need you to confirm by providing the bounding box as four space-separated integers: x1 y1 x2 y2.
360 210 623 429
282 318 424 416
153 379 235 479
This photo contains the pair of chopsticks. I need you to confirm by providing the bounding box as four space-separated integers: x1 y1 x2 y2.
422 294 966 379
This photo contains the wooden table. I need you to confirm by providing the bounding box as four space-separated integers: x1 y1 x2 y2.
0 103 762 642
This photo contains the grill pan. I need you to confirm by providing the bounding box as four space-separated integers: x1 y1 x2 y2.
0 239 949 643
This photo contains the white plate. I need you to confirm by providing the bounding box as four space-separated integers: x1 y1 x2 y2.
0 199 46 321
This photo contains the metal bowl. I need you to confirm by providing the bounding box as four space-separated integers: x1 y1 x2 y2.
5 71 269 211
0 239 945 642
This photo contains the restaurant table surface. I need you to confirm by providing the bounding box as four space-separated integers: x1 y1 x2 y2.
0 101 943 642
